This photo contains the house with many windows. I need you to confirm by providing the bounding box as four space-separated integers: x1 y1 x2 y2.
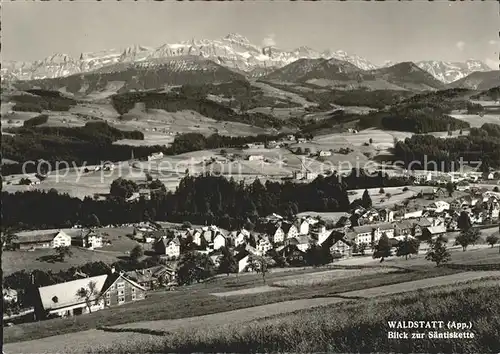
72 229 103 249
35 271 146 319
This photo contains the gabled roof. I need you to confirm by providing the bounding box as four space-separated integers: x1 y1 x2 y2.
125 265 175 283
352 222 393 234
281 222 294 234
331 237 353 247
101 273 147 295
38 274 108 311
425 225 447 234
14 230 72 245
168 238 181 246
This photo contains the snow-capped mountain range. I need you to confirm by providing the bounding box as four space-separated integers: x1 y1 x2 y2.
0 33 493 84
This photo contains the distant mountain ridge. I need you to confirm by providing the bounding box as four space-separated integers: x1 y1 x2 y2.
2 32 492 83
416 60 492 84
261 59 445 92
11 56 246 95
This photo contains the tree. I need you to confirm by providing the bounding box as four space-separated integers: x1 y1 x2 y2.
369 138 373 144
494 186 499 193
373 234 392 262
218 247 237 276
396 237 420 260
379 188 385 194
455 228 481 251
445 182 455 197
457 211 472 231
182 221 193 230
486 234 499 248
109 178 139 199
55 246 73 262
177 251 215 285
145 173 153 182
87 214 100 228
305 244 332 267
250 255 269 284
1 231 18 250
76 281 99 313
425 235 451 266
385 192 392 200
130 245 144 263
361 189 372 209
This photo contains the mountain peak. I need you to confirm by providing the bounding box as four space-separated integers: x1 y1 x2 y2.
222 33 250 44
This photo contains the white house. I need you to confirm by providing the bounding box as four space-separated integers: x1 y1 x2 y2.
147 152 164 161
427 201 450 213
247 155 264 161
269 225 285 244
231 229 250 247
403 210 424 219
165 238 181 258
319 150 332 157
256 236 273 255
298 219 311 235
155 237 181 259
73 230 103 249
352 223 394 245
213 233 227 250
237 254 250 273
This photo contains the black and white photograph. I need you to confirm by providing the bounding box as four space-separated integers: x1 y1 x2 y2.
1 1 500 353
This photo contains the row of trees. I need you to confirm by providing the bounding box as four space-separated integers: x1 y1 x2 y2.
3 170 411 231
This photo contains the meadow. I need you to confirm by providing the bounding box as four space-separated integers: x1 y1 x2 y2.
3 265 460 344
110 280 500 354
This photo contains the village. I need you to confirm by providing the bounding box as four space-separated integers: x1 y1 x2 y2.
3 176 500 326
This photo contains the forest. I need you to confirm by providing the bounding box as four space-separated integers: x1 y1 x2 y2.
259 82 414 109
1 121 164 175
393 126 500 171
110 90 285 129
10 91 77 112
2 171 411 232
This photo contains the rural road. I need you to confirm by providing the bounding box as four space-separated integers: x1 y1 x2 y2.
5 271 500 354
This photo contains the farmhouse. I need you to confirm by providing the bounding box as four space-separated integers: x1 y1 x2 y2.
14 230 72 250
72 230 103 249
329 237 353 259
319 150 332 157
154 237 181 259
35 272 146 319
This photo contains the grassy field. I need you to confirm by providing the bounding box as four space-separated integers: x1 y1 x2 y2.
3 265 461 344
113 280 500 353
3 226 141 276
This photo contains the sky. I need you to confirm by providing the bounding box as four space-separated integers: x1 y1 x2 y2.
2 1 499 68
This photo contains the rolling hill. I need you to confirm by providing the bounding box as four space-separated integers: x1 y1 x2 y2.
447 71 500 90
369 62 446 91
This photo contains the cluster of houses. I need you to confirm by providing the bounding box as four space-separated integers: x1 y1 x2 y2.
5 185 500 324
243 135 309 150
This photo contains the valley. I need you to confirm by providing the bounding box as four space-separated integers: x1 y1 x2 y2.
2 21 500 354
